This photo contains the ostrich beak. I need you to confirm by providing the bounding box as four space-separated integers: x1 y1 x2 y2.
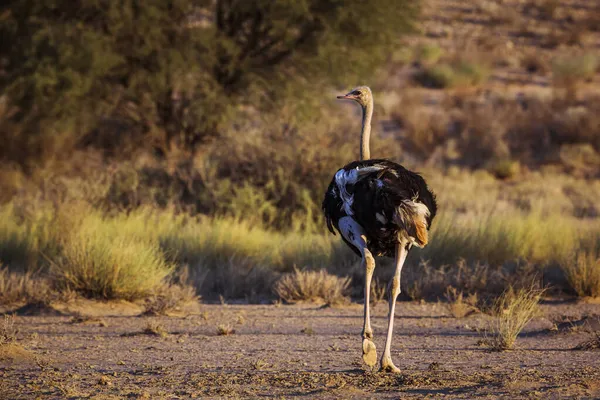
337 93 355 100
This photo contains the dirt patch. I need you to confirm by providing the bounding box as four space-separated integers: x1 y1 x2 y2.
1 302 600 399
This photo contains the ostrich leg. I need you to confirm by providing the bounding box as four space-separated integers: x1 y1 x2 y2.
380 239 410 373
338 217 377 368
361 246 377 367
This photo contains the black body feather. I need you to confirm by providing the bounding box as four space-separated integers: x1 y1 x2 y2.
322 159 437 258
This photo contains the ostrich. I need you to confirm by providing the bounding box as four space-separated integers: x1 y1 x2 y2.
322 86 437 372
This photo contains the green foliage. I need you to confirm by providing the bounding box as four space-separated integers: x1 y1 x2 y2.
0 0 418 165
552 54 599 87
414 60 490 89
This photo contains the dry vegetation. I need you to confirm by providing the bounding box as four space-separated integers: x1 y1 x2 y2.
574 332 600 351
0 0 599 309
482 286 544 351
216 324 235 336
2 2 600 398
142 321 169 338
274 269 351 305
444 286 478 318
561 249 600 298
0 314 18 347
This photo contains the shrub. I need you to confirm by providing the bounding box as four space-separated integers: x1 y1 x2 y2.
0 315 18 347
445 287 478 318
552 55 598 88
142 283 198 316
0 204 60 272
53 212 173 300
414 60 490 89
216 324 235 336
560 250 600 298
483 286 543 351
0 268 52 305
487 159 521 180
414 44 444 65
142 321 169 338
274 268 351 305
573 332 600 351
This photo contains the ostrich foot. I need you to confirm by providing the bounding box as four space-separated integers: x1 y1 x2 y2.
379 356 401 373
362 338 377 367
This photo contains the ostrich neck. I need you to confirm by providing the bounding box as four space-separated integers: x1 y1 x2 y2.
360 99 373 160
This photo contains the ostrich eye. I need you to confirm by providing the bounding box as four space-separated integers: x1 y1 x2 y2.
353 91 361 95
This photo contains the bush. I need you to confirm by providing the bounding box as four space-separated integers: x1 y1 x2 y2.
560 249 600 298
274 268 351 305
0 268 52 305
53 211 173 300
487 159 521 180
414 44 444 65
444 286 478 318
414 60 490 89
483 286 543 351
552 55 598 88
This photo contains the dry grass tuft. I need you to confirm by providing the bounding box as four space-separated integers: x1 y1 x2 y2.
560 250 600 298
301 327 315 335
68 313 108 327
0 314 18 346
53 212 173 300
0 268 53 305
552 54 598 89
274 268 351 305
142 321 169 338
252 359 268 370
143 269 198 315
445 287 478 318
573 332 600 351
370 278 387 305
482 286 544 351
487 159 521 180
216 324 235 336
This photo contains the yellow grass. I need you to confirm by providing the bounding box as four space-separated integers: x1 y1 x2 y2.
274 268 351 305
54 211 173 300
483 286 544 351
445 287 478 318
0 166 598 302
560 249 600 298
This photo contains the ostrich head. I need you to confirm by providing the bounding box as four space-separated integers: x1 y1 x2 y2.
337 86 372 108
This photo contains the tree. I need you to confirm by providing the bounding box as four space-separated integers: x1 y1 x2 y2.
0 0 418 165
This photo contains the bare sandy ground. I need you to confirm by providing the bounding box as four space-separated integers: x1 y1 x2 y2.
1 301 600 399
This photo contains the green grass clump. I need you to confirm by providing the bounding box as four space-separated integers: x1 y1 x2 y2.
552 54 598 87
0 204 59 272
414 44 444 65
414 60 490 89
54 212 172 300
